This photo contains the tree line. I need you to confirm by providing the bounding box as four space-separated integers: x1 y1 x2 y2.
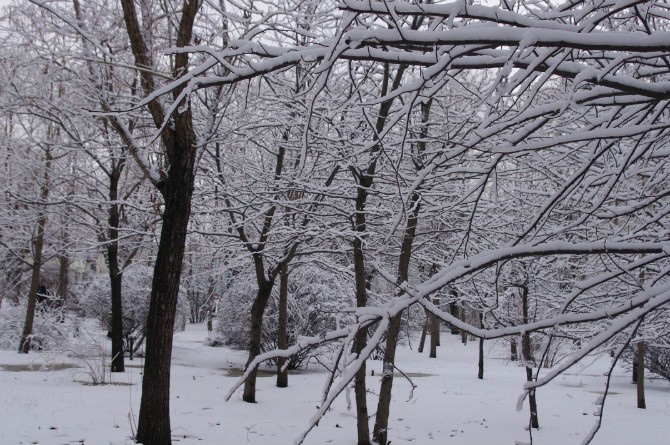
1 1 669 444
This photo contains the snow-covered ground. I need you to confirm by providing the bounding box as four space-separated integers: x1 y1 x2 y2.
1 323 668 445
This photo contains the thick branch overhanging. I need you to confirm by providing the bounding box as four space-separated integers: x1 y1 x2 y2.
138 1 670 114
339 0 585 30
343 28 670 53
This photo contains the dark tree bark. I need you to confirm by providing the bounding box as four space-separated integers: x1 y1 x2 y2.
240 141 286 403
351 61 408 445
243 281 274 402
418 310 429 353
108 164 125 373
373 188 422 444
460 305 468 345
276 263 289 388
136 167 196 444
637 341 646 409
19 151 52 353
120 0 201 443
55 176 75 320
478 337 485 379
352 192 371 445
207 310 213 332
372 314 403 445
373 96 430 445
55 249 70 323
108 254 124 373
429 298 439 358
56 250 69 309
478 312 484 380
449 301 459 335
373 196 420 444
520 284 539 429
510 338 519 361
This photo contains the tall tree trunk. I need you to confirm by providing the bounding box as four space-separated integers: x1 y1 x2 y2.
510 338 518 361
243 281 274 402
372 314 403 445
352 60 409 445
460 305 467 345
373 193 421 445
136 156 196 444
108 168 125 373
520 284 539 429
206 278 215 332
276 263 289 388
207 308 213 332
55 173 75 321
373 94 430 444
19 151 52 353
109 253 124 372
122 0 200 441
56 250 69 322
57 254 69 300
429 298 439 358
353 193 371 445
637 341 646 409
19 221 47 353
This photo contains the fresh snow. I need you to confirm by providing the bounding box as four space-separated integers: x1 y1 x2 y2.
0 323 668 445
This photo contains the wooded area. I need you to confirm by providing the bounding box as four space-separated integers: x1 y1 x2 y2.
0 1 669 444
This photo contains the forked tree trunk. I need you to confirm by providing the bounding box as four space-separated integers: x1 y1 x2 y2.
373 95 430 444
276 264 289 388
637 341 646 409
373 192 421 445
350 59 412 445
351 135 378 445
122 0 200 441
240 139 287 403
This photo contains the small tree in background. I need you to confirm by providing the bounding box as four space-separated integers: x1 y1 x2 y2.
215 264 353 370
76 265 189 355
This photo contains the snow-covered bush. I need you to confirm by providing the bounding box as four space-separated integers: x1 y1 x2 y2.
215 265 353 369
645 345 670 381
0 302 68 350
622 341 670 382
75 264 189 349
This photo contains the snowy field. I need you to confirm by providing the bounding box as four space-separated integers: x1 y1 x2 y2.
1 322 668 445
